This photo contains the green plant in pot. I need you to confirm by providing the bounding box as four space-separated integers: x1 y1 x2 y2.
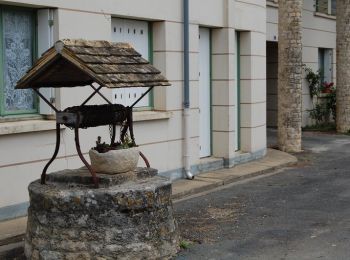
89 135 139 174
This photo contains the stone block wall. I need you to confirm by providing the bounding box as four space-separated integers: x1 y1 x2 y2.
277 0 303 152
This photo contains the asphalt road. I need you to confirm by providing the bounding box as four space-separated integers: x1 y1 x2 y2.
174 132 350 260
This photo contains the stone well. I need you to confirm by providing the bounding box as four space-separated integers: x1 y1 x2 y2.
25 167 179 259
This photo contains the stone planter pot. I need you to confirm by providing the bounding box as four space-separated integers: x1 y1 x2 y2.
89 148 139 174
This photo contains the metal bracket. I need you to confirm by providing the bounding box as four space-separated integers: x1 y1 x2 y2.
81 84 112 106
131 86 154 108
33 88 59 113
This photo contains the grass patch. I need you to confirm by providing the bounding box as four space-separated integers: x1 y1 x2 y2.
179 240 192 250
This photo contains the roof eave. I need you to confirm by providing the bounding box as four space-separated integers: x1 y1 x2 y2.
15 49 60 89
59 48 106 87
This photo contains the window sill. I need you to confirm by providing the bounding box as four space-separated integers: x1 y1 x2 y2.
267 1 278 8
0 111 172 136
0 120 63 136
133 110 172 122
314 12 336 20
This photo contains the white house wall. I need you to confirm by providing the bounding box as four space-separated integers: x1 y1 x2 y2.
266 1 336 127
0 0 267 221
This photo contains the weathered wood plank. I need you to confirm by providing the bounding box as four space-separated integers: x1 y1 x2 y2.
61 39 131 49
76 54 149 65
16 50 59 89
106 81 170 88
98 73 168 84
87 64 160 74
67 46 141 56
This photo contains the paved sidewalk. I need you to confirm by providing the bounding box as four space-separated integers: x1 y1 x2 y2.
172 148 297 200
0 148 296 257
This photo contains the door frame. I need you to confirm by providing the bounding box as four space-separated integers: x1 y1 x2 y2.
236 31 241 151
199 27 212 158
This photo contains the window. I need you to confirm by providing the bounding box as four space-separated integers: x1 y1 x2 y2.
316 0 336 16
0 7 37 116
111 18 152 108
331 0 336 16
318 48 333 84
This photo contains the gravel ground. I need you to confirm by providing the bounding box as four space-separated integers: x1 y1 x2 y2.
174 131 350 260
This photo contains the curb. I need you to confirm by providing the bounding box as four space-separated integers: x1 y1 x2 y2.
171 149 297 201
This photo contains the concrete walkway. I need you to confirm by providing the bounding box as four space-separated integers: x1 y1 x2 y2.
172 148 297 200
0 148 296 258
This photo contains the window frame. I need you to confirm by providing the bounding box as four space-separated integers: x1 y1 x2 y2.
0 5 38 117
318 48 333 84
147 22 154 109
316 0 336 16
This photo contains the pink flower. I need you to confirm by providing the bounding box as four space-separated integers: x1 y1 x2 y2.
321 82 335 93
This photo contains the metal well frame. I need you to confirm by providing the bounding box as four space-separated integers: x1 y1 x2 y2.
34 84 153 188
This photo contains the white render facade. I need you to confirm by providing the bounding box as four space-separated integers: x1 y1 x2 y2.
267 0 336 127
0 0 267 221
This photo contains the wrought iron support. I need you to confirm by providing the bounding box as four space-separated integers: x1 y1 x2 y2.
90 84 112 105
74 114 99 188
33 89 59 113
41 123 61 184
110 124 116 145
81 85 103 106
127 107 135 144
131 86 154 108
139 151 150 168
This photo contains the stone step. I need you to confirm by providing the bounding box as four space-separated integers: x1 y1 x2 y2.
0 241 25 260
0 234 24 247
0 217 26 259
0 217 26 243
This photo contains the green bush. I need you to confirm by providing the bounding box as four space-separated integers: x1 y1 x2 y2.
304 67 336 126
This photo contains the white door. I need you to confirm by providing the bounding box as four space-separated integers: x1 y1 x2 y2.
235 32 240 151
199 28 211 158
111 18 150 107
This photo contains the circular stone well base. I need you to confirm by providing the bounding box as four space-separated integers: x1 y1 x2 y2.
25 167 179 260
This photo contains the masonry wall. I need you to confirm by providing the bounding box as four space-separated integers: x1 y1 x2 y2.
266 1 336 127
0 0 267 221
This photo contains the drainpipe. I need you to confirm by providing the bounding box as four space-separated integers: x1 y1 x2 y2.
183 0 194 180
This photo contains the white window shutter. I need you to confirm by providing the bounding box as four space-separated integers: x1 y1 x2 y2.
111 18 127 106
324 49 333 83
37 9 55 115
327 0 332 15
111 18 150 107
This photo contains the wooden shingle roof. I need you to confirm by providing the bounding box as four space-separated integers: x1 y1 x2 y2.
16 39 170 89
